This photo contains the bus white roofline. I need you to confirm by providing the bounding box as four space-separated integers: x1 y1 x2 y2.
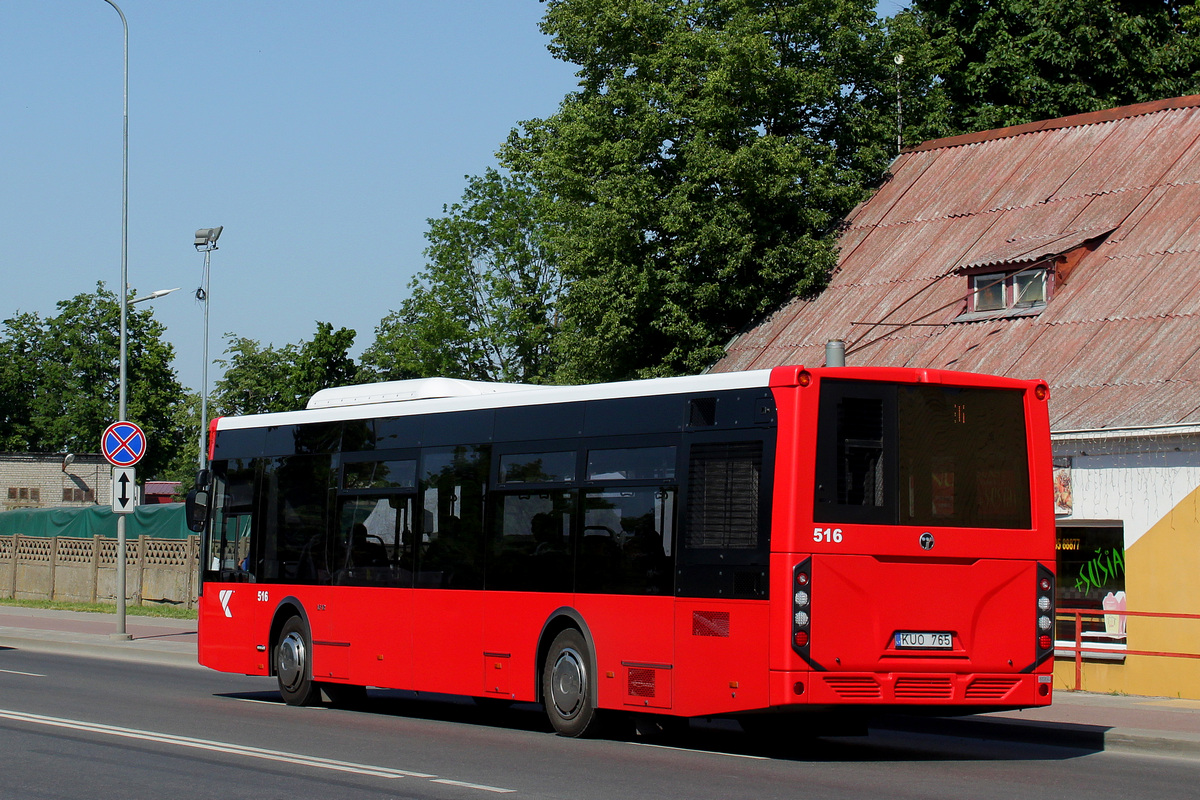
306 377 537 409
217 370 776 431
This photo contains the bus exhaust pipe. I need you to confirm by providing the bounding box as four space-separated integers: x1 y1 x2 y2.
825 339 845 367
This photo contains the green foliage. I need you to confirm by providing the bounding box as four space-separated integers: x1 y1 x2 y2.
0 283 187 480
211 321 357 415
898 0 1200 139
360 169 562 384
501 0 893 382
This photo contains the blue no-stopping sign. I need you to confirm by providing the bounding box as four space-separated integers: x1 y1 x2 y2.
102 421 147 467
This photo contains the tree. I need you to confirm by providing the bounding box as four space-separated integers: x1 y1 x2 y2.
895 1 1200 139
0 311 44 452
211 321 357 416
0 283 188 480
360 169 563 384
501 0 894 382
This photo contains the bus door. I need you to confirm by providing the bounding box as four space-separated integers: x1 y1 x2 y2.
336 454 418 689
411 445 489 696
198 458 260 674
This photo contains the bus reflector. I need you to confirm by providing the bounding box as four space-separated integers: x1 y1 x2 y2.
793 681 805 696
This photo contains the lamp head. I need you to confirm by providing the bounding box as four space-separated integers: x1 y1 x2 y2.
194 226 223 250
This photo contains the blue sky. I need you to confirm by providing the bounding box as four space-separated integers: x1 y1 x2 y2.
2 1 908 395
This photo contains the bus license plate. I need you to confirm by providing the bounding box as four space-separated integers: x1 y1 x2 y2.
895 631 953 649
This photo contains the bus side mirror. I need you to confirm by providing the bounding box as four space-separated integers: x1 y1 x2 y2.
185 488 209 533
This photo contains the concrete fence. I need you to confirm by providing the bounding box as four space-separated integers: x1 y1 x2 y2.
0 535 200 610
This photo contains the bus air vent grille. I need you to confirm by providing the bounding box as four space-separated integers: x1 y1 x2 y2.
628 668 656 698
822 676 882 699
894 676 953 699
692 611 731 637
965 677 1019 699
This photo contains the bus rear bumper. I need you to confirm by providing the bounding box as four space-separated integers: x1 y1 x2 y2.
770 670 1053 708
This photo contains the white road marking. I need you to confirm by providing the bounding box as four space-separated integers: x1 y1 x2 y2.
0 708 515 792
432 779 517 793
627 741 769 760
0 668 46 677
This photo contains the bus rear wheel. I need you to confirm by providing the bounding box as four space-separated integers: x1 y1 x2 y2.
542 629 600 737
275 616 321 706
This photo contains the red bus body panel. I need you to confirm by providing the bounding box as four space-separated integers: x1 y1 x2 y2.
197 365 1055 717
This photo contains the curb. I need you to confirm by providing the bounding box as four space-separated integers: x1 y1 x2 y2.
0 630 201 670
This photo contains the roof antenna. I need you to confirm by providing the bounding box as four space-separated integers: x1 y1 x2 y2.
894 53 905 155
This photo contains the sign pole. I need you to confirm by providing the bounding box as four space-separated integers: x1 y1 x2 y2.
102 420 146 641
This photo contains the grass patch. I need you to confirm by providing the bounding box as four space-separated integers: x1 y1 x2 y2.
0 597 196 620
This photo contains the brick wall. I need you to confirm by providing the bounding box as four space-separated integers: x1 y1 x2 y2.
1 453 114 512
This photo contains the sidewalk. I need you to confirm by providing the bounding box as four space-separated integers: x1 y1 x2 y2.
2 606 1199 758
0 606 199 669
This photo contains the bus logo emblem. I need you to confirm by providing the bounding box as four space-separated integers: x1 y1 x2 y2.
919 533 935 551
219 589 234 618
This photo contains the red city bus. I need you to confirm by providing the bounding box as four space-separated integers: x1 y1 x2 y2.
187 365 1055 736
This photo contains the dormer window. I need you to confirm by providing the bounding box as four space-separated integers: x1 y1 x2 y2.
971 267 1048 313
951 227 1113 324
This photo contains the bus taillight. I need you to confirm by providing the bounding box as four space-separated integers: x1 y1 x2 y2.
792 558 812 656
1036 564 1055 663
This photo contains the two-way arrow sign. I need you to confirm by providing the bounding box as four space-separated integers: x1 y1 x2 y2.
111 467 138 515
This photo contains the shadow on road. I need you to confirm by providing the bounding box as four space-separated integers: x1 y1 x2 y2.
214 688 1103 763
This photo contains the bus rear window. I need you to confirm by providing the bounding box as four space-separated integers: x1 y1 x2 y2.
815 381 1031 529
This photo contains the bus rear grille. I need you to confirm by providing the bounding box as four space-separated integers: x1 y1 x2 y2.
822 676 882 699
628 668 656 698
965 677 1019 700
894 676 953 699
692 611 731 638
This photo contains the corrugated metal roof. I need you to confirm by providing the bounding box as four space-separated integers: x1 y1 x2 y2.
959 228 1114 270
715 97 1200 430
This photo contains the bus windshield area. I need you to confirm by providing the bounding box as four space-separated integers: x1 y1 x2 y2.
814 381 1032 529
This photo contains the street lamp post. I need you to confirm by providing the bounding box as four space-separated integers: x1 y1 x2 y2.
100 0 133 641
195 227 223 470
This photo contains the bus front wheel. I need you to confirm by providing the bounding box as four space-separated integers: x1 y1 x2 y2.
275 616 321 706
542 629 600 737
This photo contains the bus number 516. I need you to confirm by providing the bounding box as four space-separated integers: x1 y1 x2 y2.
814 527 843 543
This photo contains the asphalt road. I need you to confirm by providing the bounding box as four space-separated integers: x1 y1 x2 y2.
1 647 1198 800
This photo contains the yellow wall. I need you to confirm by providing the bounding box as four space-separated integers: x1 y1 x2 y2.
1055 482 1200 698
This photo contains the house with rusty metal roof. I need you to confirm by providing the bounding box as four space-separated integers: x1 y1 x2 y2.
713 95 1200 699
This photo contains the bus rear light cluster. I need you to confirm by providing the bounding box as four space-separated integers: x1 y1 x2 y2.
1036 564 1055 663
792 558 812 655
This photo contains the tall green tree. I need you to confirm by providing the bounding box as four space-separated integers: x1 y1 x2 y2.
361 169 562 384
211 321 357 416
895 0 1200 139
0 283 187 479
501 0 893 382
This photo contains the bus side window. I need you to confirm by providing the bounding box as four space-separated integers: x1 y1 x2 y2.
489 491 575 592
418 445 489 590
578 488 675 596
